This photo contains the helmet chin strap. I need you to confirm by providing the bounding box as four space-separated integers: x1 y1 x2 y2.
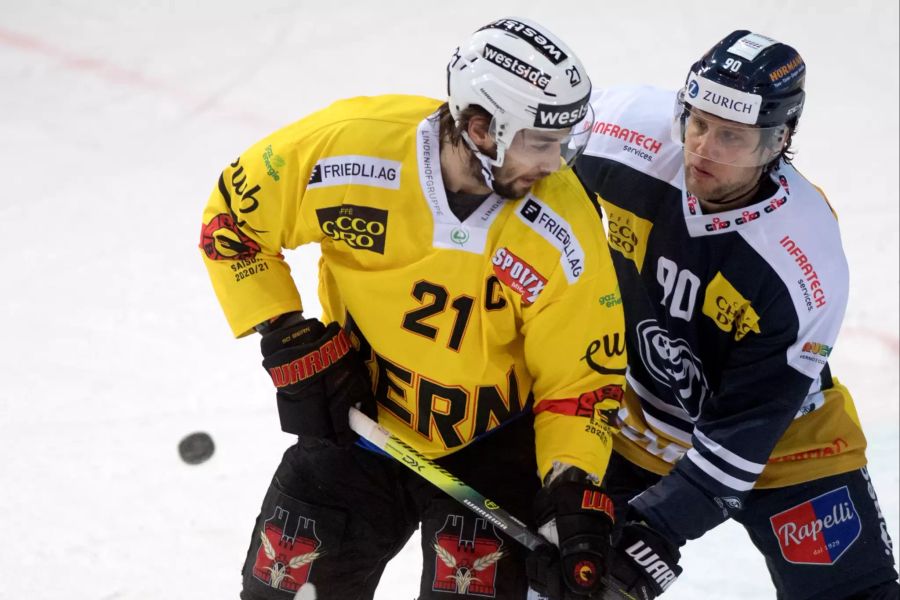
461 131 505 191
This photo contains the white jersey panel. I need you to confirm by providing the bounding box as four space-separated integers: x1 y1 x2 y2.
736 167 849 379
584 86 683 187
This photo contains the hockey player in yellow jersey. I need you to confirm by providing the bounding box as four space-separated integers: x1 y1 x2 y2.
200 17 625 600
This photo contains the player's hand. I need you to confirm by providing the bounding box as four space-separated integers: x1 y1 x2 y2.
601 517 682 600
527 466 614 599
260 315 375 446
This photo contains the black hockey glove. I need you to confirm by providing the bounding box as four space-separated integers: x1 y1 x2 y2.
259 314 375 446
601 512 682 600
527 466 615 599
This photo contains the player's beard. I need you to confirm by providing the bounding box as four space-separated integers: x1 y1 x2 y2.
465 150 544 200
685 159 763 211
492 172 537 200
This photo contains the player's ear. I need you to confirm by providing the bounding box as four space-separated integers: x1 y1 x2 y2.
467 114 494 148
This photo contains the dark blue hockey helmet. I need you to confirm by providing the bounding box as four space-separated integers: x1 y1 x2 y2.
685 30 805 128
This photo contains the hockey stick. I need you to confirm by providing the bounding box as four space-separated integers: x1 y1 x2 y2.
348 406 548 550
292 408 548 600
295 409 637 600
347 408 643 600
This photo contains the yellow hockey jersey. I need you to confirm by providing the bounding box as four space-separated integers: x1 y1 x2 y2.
199 95 626 479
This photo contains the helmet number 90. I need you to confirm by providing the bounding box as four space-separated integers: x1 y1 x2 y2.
722 58 742 72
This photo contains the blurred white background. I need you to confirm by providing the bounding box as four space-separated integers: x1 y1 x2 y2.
0 1 896 598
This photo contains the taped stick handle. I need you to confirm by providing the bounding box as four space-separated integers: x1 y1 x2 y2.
348 407 548 551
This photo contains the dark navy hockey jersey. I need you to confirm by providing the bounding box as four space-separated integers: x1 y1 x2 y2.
577 85 867 543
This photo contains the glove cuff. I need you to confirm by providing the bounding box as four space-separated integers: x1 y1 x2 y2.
259 316 326 357
538 470 616 527
543 462 600 487
255 310 305 335
629 468 729 545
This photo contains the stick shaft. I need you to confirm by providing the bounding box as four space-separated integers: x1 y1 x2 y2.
349 407 547 550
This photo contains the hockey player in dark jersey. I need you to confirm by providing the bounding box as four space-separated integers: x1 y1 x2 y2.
558 30 900 600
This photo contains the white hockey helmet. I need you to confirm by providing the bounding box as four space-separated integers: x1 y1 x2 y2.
447 17 593 168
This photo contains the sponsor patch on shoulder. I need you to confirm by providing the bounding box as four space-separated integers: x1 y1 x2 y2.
491 247 547 305
307 155 401 190
200 213 260 261
769 486 861 565
516 196 584 283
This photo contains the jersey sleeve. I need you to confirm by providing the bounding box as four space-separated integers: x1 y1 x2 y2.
198 113 336 337
522 178 628 482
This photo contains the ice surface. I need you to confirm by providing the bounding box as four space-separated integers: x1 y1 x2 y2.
1 2 896 598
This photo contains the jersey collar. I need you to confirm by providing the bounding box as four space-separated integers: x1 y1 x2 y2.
416 114 506 253
681 166 791 237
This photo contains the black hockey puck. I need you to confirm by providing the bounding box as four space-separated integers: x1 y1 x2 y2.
178 431 215 464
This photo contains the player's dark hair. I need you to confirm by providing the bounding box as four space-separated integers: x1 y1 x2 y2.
437 102 492 146
763 119 798 176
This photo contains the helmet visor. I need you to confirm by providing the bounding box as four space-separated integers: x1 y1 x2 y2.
672 92 787 168
493 104 594 170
